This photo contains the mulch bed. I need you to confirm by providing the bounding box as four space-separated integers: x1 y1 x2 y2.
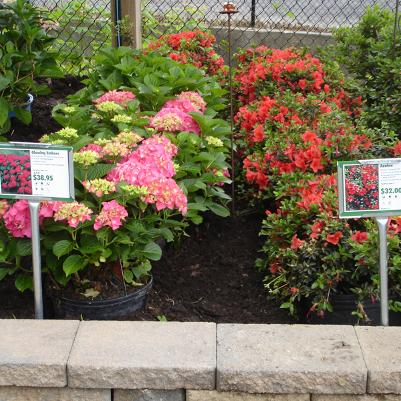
0 77 292 324
0 212 292 323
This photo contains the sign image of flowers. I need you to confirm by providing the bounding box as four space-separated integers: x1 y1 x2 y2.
0 151 32 195
338 159 401 218
344 164 379 212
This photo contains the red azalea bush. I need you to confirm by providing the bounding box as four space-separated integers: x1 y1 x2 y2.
234 46 401 321
257 171 401 320
236 91 372 195
234 46 361 118
147 30 227 77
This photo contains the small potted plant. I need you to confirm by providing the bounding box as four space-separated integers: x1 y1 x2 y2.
0 0 62 134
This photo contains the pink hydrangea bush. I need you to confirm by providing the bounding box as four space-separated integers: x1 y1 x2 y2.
0 133 189 293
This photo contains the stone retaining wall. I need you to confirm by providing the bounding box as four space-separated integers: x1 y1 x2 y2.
1 320 401 401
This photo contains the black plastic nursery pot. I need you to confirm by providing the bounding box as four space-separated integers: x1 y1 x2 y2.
8 94 34 119
300 293 401 326
50 276 153 320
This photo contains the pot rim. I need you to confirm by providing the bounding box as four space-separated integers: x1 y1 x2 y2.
50 275 153 306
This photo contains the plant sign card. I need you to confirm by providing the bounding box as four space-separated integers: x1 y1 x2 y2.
0 143 74 201
338 159 401 218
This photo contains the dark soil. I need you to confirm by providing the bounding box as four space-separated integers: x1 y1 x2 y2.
6 76 83 143
0 212 292 324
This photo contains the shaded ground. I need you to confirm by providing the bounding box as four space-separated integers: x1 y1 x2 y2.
0 213 292 324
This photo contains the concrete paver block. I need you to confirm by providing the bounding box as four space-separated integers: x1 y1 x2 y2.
217 324 367 394
356 327 401 394
114 389 185 401
187 390 310 401
0 319 79 387
68 321 216 389
0 387 110 401
312 395 401 400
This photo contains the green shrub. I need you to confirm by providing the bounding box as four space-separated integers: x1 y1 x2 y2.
0 0 62 133
328 6 401 135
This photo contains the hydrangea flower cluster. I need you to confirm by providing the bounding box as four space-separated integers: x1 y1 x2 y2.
94 90 136 105
95 101 124 113
79 131 143 162
108 135 187 214
94 200 128 231
149 92 205 135
40 127 79 145
83 179 116 197
3 200 32 238
53 202 93 228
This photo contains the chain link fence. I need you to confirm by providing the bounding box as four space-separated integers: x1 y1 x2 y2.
31 0 112 73
29 0 399 69
142 0 398 50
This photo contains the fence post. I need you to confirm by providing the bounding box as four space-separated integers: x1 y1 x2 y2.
250 0 256 27
111 0 142 49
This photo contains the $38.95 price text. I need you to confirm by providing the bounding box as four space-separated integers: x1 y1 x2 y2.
33 174 54 182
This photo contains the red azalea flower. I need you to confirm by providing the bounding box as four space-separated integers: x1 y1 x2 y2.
253 125 265 142
351 231 368 243
291 234 305 249
310 220 325 239
326 231 343 245
394 141 401 156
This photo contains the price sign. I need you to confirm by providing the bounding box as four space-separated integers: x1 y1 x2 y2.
337 158 401 326
338 158 401 218
0 143 74 201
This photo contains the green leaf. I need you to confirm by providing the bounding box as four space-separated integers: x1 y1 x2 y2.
132 259 152 280
0 98 10 127
16 239 32 256
123 269 133 283
207 203 230 217
142 242 162 261
0 76 11 92
187 202 208 212
63 254 87 276
159 227 174 242
15 108 32 125
86 163 115 180
79 235 102 254
53 240 74 258
15 274 33 292
0 268 8 281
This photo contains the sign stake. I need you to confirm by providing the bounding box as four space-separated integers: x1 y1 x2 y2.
29 200 44 319
375 217 389 326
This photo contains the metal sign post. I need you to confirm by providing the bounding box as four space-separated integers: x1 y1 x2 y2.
28 201 43 319
337 158 401 326
375 217 389 326
0 143 74 319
